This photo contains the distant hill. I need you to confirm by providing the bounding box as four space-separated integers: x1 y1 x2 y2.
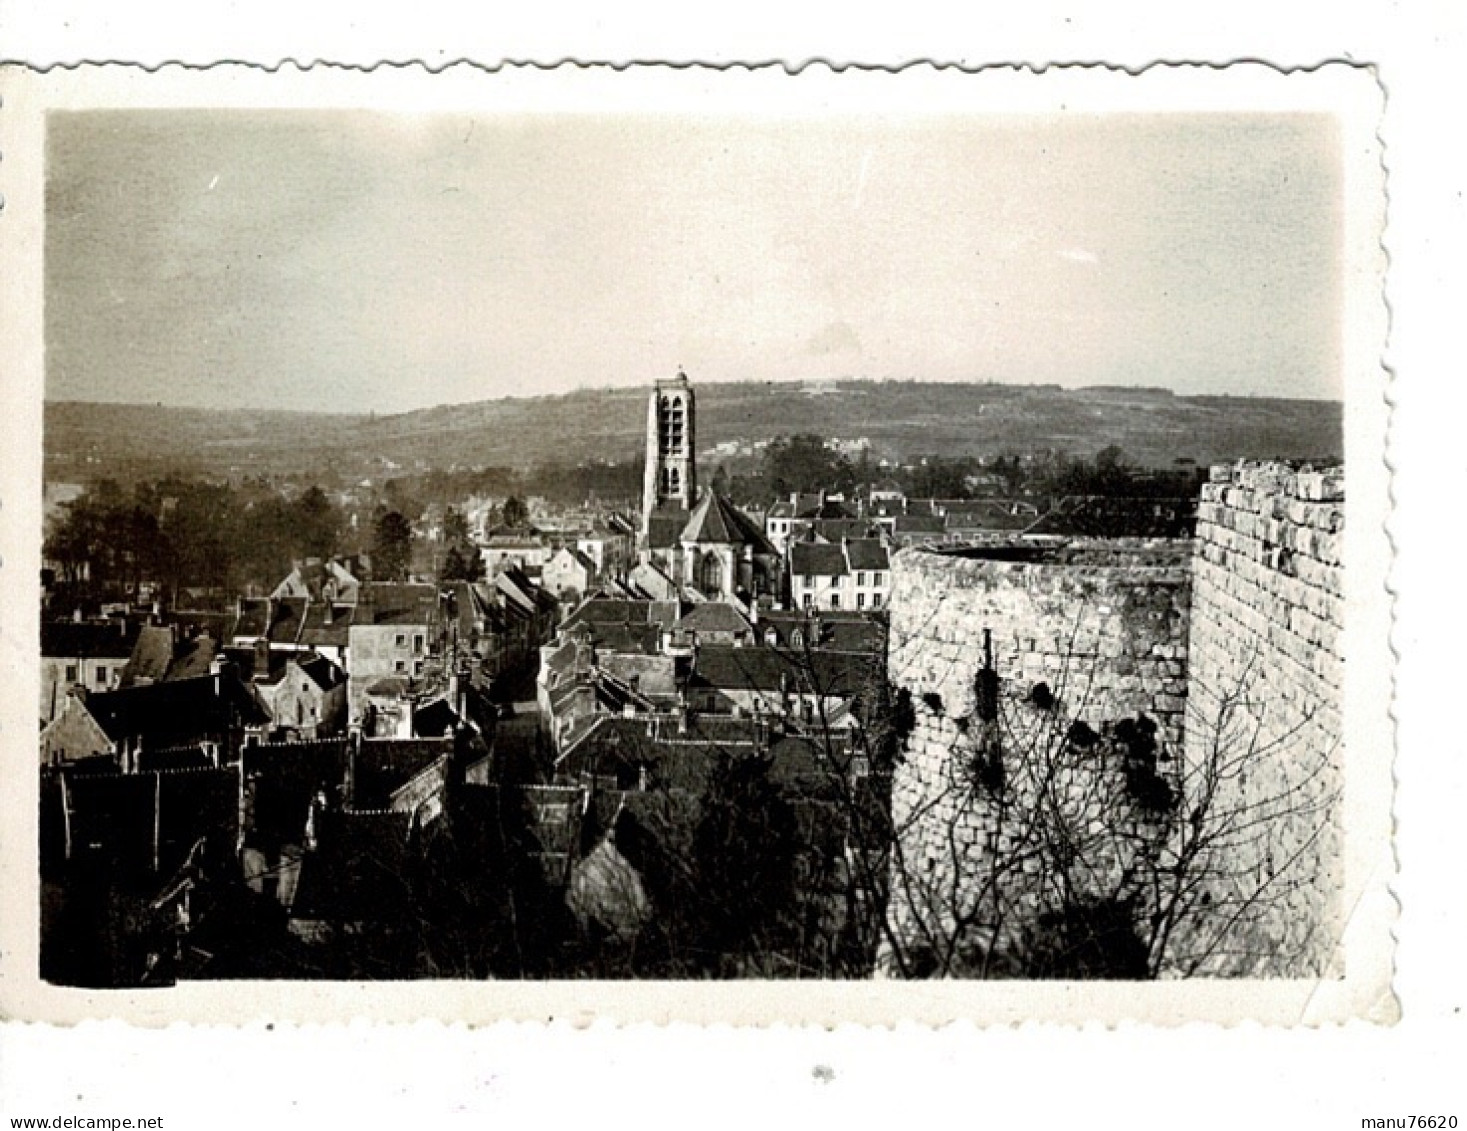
44 380 1342 485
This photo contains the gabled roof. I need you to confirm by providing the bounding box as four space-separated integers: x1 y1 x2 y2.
298 603 356 647
231 599 271 641
680 491 776 554
675 601 755 636
222 644 289 683
293 652 346 691
844 539 890 572
790 541 848 578
121 625 175 685
120 628 220 685
267 599 308 645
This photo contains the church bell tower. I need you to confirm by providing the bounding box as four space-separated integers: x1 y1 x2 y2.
640 371 697 539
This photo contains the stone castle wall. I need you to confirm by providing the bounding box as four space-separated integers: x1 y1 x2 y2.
1179 462 1345 977
887 543 1193 753
883 543 1192 976
883 462 1345 978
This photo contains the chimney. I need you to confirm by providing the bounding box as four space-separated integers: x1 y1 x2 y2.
344 728 361 808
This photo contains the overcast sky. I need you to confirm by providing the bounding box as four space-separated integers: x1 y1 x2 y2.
45 110 1342 413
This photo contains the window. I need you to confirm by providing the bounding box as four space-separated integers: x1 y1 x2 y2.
802 593 812 609
394 659 407 673
856 571 866 588
872 593 883 609
395 633 407 648
413 633 425 653
94 666 108 685
830 593 841 609
699 553 723 597
857 593 866 610
872 572 884 588
64 664 77 683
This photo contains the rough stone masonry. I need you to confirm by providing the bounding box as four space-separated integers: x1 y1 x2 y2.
883 461 1344 978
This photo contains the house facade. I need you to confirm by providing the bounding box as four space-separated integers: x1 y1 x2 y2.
40 619 139 723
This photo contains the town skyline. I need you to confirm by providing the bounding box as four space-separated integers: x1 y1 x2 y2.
46 110 1343 414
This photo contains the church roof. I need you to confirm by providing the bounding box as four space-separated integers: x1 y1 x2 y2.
644 507 690 550
680 491 776 554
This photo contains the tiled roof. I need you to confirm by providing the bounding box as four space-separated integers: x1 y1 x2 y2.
231 599 271 641
565 598 656 626
844 539 890 571
295 652 345 691
680 491 776 554
298 603 355 647
84 670 269 745
757 612 886 654
222 644 288 682
941 500 1037 532
120 625 175 685
268 599 308 645
643 508 689 550
41 620 139 660
676 601 754 636
809 519 882 542
790 541 848 578
893 514 946 534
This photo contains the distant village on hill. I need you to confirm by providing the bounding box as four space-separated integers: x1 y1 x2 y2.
38 372 1345 984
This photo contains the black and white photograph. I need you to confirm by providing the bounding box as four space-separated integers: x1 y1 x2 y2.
0 64 1392 1025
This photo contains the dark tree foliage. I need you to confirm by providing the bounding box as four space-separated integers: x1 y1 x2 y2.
44 477 348 604
292 486 341 561
442 507 471 547
762 434 855 498
371 510 415 582
439 543 484 583
500 495 529 529
686 751 802 976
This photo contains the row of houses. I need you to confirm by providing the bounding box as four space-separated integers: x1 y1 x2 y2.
41 566 559 761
